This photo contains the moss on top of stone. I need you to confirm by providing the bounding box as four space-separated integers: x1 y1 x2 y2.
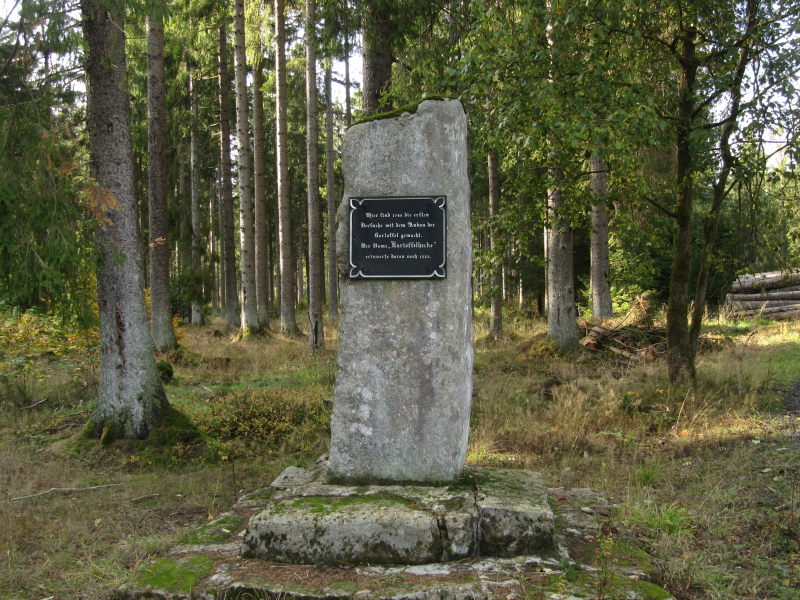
285 493 415 515
352 96 448 126
134 554 214 592
446 469 494 492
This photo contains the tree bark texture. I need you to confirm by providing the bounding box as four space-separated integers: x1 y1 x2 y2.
487 151 502 338
209 190 219 314
542 223 549 316
590 154 613 321
344 33 352 126
325 64 338 317
82 0 167 438
275 0 299 335
306 0 324 349
146 2 177 350
666 28 697 383
297 250 305 305
362 0 392 115
218 24 239 327
233 0 260 333
688 0 757 367
546 176 579 349
253 56 271 327
189 68 204 326
176 146 191 276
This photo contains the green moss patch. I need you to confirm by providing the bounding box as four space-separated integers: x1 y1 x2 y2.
352 96 448 126
524 568 671 599
446 469 494 491
181 513 245 544
284 494 414 515
628 577 673 600
69 405 212 468
327 580 359 594
134 554 215 592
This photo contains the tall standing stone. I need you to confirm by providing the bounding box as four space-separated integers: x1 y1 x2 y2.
328 99 472 484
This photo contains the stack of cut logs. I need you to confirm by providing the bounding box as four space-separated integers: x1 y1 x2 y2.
726 269 800 320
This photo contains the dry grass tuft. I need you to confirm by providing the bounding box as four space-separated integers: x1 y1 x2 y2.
2 309 799 598
468 314 800 598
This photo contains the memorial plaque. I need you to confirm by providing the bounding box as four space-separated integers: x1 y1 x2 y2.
349 196 446 279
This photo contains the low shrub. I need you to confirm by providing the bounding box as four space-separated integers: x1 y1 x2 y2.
157 360 174 383
199 386 330 453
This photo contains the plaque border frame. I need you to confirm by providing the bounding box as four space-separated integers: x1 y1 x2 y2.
348 195 447 279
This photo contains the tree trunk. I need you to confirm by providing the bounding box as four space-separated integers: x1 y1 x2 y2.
325 63 338 317
233 0 259 334
82 0 167 439
176 145 191 277
666 28 697 383
146 1 177 350
542 223 549 316
362 0 392 115
218 24 239 327
297 248 305 305
274 217 281 307
209 190 219 314
500 260 508 302
189 67 204 326
344 32 352 126
487 151 502 338
253 55 271 327
590 154 613 320
688 0 756 367
546 174 579 349
306 0 324 349
275 0 299 335
267 219 274 307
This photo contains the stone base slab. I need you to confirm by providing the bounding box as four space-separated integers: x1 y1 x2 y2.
241 458 555 565
117 468 674 599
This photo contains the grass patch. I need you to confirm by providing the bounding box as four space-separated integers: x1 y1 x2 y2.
181 513 245 544
2 310 800 598
626 498 694 535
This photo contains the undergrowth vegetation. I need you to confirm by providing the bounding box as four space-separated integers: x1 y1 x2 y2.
0 305 798 599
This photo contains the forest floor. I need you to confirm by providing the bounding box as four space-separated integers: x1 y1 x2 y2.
1 307 799 599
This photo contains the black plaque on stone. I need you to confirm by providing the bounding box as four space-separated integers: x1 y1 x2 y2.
349 196 446 279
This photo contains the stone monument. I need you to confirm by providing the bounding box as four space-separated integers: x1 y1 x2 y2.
118 99 674 600
327 98 473 484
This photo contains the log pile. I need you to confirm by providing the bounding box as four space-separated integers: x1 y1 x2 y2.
580 325 662 363
726 269 800 320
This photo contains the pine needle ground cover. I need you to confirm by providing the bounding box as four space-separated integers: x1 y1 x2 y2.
0 308 798 599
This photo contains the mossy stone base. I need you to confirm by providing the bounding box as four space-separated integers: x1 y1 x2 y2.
244 494 442 565
117 460 674 599
242 459 554 565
